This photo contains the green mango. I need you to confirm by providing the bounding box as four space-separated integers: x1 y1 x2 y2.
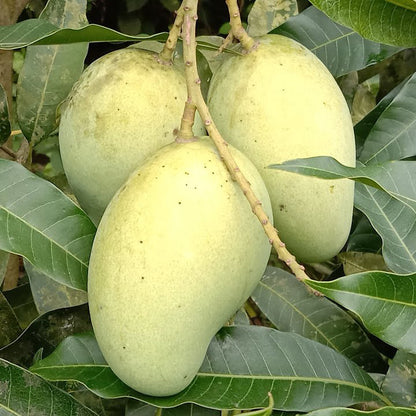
59 46 204 225
88 137 272 396
207 34 356 263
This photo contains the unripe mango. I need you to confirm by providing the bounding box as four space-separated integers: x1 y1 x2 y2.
88 137 272 396
207 35 356 263
59 46 204 224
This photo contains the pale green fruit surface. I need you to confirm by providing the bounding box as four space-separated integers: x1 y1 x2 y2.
88 137 272 396
207 34 356 263
59 47 204 225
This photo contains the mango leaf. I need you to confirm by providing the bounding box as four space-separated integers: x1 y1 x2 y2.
355 79 406 157
0 359 98 415
358 72 416 164
386 0 416 11
0 250 9 286
308 0 416 47
24 259 87 315
3 282 38 329
247 0 298 37
338 252 389 275
30 327 388 411
272 7 400 77
347 215 382 254
269 158 416 213
16 0 88 145
0 304 92 369
304 407 416 416
126 401 220 416
0 19 167 50
382 350 416 407
0 291 22 348
251 266 385 372
0 159 96 291
0 84 11 145
304 271 416 354
355 183 416 274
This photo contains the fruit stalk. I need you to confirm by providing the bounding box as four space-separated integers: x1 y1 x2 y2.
224 0 257 52
180 0 310 282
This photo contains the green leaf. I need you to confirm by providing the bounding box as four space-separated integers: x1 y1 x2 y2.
0 291 22 348
308 0 416 47
0 250 9 287
31 327 387 411
347 215 382 254
304 271 416 354
247 0 298 37
126 401 221 416
24 259 87 315
304 407 416 416
272 7 401 77
382 350 416 407
338 252 389 275
355 183 416 274
354 79 405 157
0 19 167 50
269 158 416 213
251 267 384 372
3 283 38 329
16 0 89 145
358 72 416 164
0 84 11 145
0 159 96 291
0 358 98 415
386 0 416 12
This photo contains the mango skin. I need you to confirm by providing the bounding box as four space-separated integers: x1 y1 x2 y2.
88 137 272 396
207 34 356 263
59 47 204 225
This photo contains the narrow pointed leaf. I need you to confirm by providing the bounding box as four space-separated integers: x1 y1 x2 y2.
355 183 416 274
382 350 416 407
0 291 22 348
338 252 389 275
251 267 384 372
0 19 167 50
304 407 416 416
126 401 220 416
24 259 87 315
0 359 98 415
3 282 38 329
308 0 416 47
269 158 416 213
0 159 96 291
358 72 416 164
347 215 382 254
272 7 400 77
304 272 416 353
31 327 386 411
16 0 88 145
355 79 406 157
0 84 11 145
386 0 416 12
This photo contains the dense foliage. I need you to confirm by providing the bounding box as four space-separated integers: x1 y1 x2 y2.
0 0 415 415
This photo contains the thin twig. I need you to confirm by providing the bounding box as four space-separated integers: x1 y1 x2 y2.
158 5 185 64
225 0 257 52
180 0 310 282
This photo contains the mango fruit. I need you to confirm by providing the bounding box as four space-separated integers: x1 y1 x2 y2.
88 137 272 396
207 34 356 263
59 46 204 224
